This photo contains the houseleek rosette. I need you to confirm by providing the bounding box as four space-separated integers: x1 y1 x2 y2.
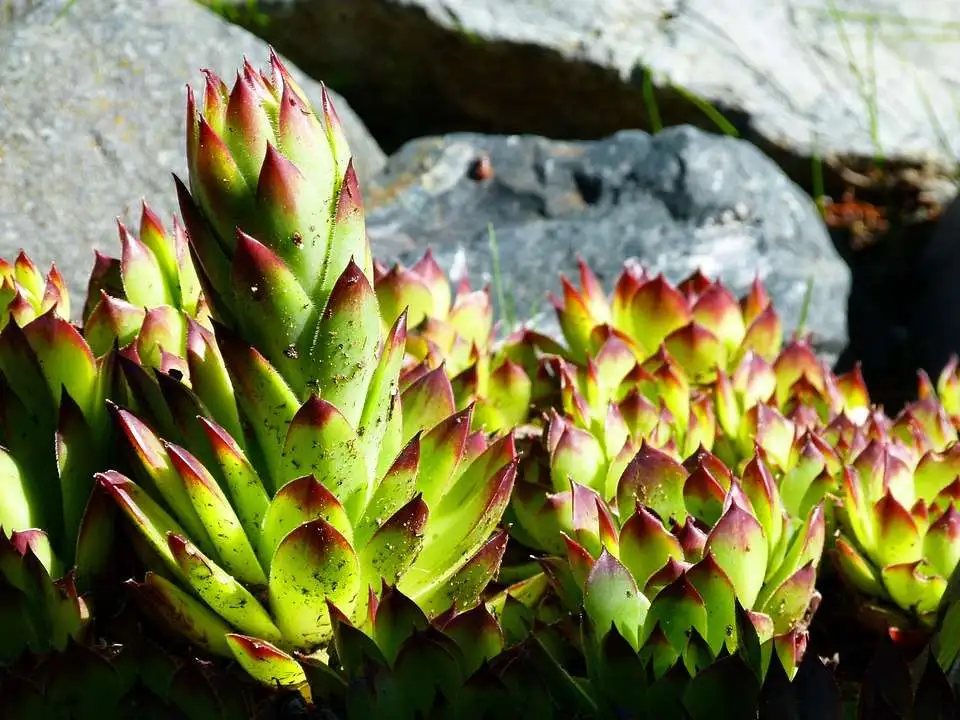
831 400 960 628
0 198 214 553
553 259 782 375
543 447 824 681
376 250 569 432
0 254 119 587
97 52 517 698
0 208 216 663
82 201 207 362
509 390 845 559
375 250 494 378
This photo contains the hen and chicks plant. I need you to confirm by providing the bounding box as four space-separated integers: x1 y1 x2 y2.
4 43 960 719
83 52 518 700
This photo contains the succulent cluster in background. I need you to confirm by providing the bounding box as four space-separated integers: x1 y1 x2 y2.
2 49 960 720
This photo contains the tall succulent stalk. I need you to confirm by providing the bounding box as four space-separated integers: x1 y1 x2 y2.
97 52 516 698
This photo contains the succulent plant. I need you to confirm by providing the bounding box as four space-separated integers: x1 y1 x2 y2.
97 52 517 699
14 34 960 718
376 250 571 432
526 446 825 682
831 399 960 629
552 259 782 377
0 527 90 664
711 340 870 468
374 251 494 378
0 253 117 585
502 258 870 557
82 202 208 362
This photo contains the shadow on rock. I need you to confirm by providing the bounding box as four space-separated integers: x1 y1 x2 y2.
835 194 960 415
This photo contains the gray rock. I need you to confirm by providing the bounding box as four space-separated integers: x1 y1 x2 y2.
0 0 385 315
213 0 960 199
364 125 850 358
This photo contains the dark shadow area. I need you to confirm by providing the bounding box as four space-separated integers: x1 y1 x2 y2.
834 196 960 416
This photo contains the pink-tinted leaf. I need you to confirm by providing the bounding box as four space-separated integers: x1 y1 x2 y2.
685 552 737 654
683 462 728 528
924 505 960 579
704 504 768 607
550 423 606 495
416 406 472 511
619 507 685 591
584 549 648 651
760 561 817 634
225 634 310 700
641 574 707 652
401 365 457 443
304 260 381 427
617 441 687 526
260 474 350 567
359 494 428 587
281 395 370 522
874 491 922 568
414 529 509 616
269 518 362 648
167 533 280 648
357 434 420 548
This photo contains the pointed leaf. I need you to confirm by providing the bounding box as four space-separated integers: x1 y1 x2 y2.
584 549 649 651
259 474 350 567
225 634 311 700
705 504 769 607
281 396 370 522
168 533 282 644
359 494 428 587
268 518 362 647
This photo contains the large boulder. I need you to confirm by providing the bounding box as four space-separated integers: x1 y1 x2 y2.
363 125 850 359
211 0 960 199
0 0 385 313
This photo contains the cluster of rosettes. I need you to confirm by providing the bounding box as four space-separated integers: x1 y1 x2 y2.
0 53 519 706
547 447 824 680
382 254 960 671
4 49 960 715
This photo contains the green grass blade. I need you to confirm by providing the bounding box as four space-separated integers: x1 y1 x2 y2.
487 222 517 329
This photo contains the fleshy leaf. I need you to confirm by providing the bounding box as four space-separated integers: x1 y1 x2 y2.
129 572 233 657
704 504 768 607
685 552 738 654
225 634 311 701
280 396 370 522
166 443 266 586
617 442 688 526
268 518 362 648
167 533 282 644
259 474 350 567
400 365 457 443
641 574 708 652
583 550 649 651
760 561 816 634
359 494 428 587
619 507 685 592
302 260 381 428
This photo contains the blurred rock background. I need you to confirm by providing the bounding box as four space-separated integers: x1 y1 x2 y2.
1 0 958 413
